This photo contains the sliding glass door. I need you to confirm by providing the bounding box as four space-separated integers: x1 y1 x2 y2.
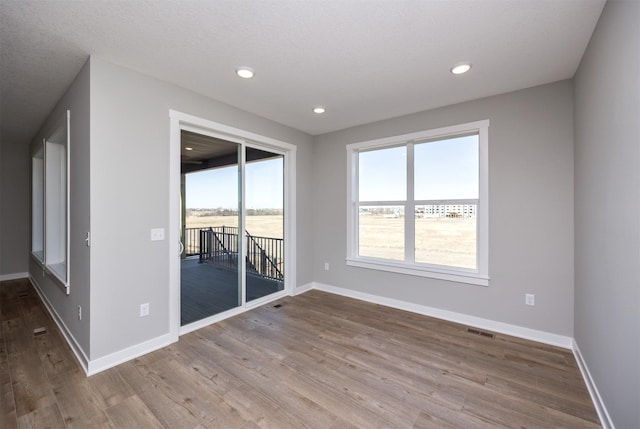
245 147 284 302
180 134 241 325
179 132 286 327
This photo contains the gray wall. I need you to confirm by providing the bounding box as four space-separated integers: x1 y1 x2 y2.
28 59 91 357
313 80 575 336
89 57 313 359
574 0 640 427
0 133 30 276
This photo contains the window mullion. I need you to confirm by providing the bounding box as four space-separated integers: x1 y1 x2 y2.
405 143 415 263
346 119 489 285
350 151 359 258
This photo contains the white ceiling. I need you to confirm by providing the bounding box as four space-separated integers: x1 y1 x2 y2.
0 0 605 144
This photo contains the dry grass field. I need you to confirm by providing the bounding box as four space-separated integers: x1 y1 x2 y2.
359 215 476 269
187 214 475 269
186 215 283 239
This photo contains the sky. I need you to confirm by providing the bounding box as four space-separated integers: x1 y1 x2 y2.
358 134 479 202
187 135 477 209
185 157 283 209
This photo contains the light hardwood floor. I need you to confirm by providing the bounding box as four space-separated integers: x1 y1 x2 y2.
1 278 600 428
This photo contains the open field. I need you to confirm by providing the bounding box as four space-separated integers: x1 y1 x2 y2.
359 215 476 269
186 215 283 239
187 214 475 269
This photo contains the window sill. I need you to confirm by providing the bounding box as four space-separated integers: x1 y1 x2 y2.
346 257 489 287
32 251 45 265
46 262 69 290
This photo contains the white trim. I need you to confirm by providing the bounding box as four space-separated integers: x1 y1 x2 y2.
32 265 284 375
311 281 572 349
292 282 314 296
283 145 297 296
28 276 90 374
477 123 489 275
305 282 611 422
168 109 296 337
346 120 490 151
180 305 247 336
346 258 489 287
31 144 45 259
345 120 490 285
42 110 71 292
240 139 247 307
572 339 614 429
405 143 416 263
246 289 288 309
86 333 174 376
6 274 292 374
0 272 29 282
179 290 288 336
168 115 181 343
169 110 297 152
65 109 71 292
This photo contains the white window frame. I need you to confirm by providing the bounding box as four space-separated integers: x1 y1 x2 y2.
31 144 45 264
346 120 489 286
168 109 297 340
31 110 71 293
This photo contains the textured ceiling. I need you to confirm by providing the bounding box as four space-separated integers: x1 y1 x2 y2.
0 0 605 144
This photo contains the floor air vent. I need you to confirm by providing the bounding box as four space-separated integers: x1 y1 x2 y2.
467 327 495 339
33 327 47 336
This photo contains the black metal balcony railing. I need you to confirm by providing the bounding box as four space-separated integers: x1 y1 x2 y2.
183 226 283 281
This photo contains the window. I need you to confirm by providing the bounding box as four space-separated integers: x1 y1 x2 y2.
32 110 70 291
32 146 45 263
346 120 489 286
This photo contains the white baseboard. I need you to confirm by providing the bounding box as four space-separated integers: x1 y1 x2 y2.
0 272 29 282
311 282 573 349
28 276 91 374
572 339 614 429
29 275 175 376
87 333 175 376
93 284 312 373
310 282 611 426
25 274 609 427
292 282 314 296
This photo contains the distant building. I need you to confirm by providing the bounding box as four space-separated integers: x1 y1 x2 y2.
417 204 476 218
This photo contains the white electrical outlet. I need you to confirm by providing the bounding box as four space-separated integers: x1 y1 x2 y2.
78 305 82 320
324 262 330 271
140 303 150 317
150 228 165 241
525 294 535 306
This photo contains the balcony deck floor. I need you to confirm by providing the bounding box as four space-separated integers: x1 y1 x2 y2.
180 257 283 325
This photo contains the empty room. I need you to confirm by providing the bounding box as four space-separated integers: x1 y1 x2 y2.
0 0 637 428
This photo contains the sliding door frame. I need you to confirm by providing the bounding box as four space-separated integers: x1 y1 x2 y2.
168 110 297 340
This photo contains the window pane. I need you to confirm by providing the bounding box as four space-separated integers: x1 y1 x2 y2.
359 146 406 201
45 117 68 285
182 142 240 325
32 147 45 263
359 206 404 260
245 151 285 302
415 135 478 200
415 204 476 269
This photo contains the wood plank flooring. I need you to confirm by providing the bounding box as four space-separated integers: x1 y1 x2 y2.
1 278 600 428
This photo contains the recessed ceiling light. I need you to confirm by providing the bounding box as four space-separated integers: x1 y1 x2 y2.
236 67 255 79
313 106 326 114
451 63 472 75
185 146 193 151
